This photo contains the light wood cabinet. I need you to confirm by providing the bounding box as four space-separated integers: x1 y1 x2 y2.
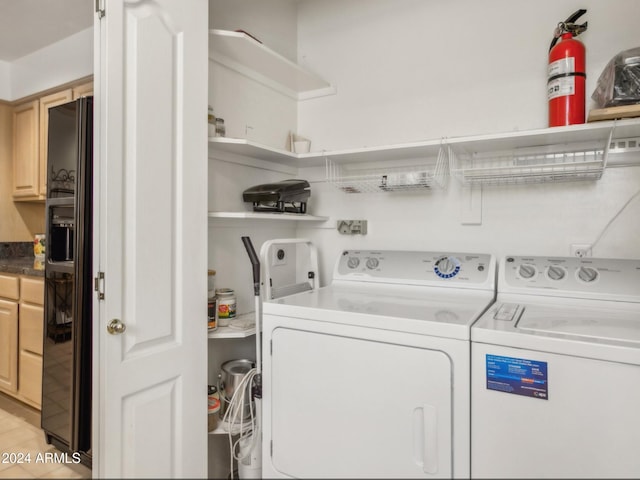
0 273 44 409
12 100 40 200
38 89 73 197
18 276 44 409
73 81 94 99
0 274 19 393
12 88 74 201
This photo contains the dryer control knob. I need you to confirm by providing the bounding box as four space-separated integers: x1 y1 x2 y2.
577 266 598 283
366 258 379 269
518 264 536 279
435 256 460 278
347 257 360 269
547 265 566 281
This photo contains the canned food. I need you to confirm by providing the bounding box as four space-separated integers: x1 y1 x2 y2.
215 288 236 327
208 297 217 330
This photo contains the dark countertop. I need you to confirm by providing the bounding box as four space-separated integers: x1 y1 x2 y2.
0 257 45 277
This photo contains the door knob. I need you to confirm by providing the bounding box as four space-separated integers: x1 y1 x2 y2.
107 318 126 335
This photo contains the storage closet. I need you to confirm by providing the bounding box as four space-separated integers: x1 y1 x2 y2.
206 0 640 476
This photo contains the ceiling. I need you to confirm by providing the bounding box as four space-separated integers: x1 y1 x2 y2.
0 0 93 62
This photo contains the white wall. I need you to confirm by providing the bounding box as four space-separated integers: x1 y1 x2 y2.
288 0 640 283
209 0 298 147
296 0 640 149
9 27 93 101
0 61 10 99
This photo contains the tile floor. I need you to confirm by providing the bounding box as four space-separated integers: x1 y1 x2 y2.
0 394 91 479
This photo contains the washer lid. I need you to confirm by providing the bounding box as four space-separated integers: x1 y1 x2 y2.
516 304 640 344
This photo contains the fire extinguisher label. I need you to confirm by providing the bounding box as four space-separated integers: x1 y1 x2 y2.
548 57 575 77
548 76 575 100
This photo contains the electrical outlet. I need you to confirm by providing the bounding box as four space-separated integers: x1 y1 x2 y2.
337 220 367 235
570 244 592 257
272 247 287 266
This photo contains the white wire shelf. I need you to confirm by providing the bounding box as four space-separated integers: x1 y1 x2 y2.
448 128 613 186
325 145 448 193
449 148 606 186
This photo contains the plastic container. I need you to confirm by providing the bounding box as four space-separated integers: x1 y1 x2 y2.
215 288 236 327
208 401 220 432
208 270 217 330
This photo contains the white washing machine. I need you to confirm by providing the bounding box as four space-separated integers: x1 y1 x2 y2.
261 250 496 478
471 255 640 479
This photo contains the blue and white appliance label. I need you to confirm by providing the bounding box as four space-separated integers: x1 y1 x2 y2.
486 354 548 400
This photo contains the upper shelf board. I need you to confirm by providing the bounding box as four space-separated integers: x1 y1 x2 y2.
209 29 335 100
446 118 640 155
209 118 640 168
208 211 329 221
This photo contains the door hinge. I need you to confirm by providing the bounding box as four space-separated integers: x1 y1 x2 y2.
94 271 105 300
95 0 105 18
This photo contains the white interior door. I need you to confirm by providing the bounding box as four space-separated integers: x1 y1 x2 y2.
93 0 208 477
269 327 453 478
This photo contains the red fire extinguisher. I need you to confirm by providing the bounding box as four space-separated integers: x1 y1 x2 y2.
548 9 588 127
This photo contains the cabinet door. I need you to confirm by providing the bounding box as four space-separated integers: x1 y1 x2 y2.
19 303 43 355
39 89 73 197
18 350 42 409
73 81 94 99
12 100 40 200
0 299 18 393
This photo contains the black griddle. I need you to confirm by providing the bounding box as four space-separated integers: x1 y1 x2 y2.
242 179 310 213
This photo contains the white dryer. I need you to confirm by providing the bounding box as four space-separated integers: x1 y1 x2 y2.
471 255 640 479
261 250 496 478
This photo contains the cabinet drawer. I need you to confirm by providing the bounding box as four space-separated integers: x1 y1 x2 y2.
20 276 44 305
18 350 42 409
0 274 19 301
19 303 43 355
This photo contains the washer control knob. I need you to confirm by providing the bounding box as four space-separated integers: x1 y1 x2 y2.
434 256 461 278
366 258 379 269
518 264 536 279
547 265 566 281
347 257 360 269
577 266 598 283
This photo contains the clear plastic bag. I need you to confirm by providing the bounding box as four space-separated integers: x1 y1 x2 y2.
592 47 640 108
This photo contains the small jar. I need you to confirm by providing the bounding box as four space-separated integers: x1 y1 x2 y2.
207 105 216 137
208 385 220 405
207 270 217 330
215 117 225 137
215 288 236 327
207 269 216 298
208 402 220 432
207 297 217 330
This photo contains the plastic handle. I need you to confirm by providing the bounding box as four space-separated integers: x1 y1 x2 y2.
241 236 261 295
413 404 438 474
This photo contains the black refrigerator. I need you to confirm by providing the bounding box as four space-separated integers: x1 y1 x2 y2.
42 96 93 467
